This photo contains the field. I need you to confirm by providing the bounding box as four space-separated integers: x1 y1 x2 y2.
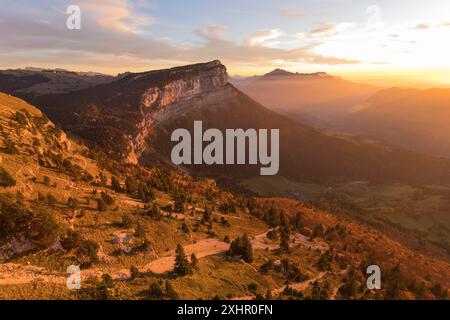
243 176 450 254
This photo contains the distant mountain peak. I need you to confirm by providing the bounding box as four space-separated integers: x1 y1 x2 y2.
264 68 295 77
263 68 331 79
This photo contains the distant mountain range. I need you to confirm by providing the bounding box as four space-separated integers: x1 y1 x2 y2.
336 87 450 158
231 69 379 127
232 69 450 159
2 60 447 185
0 67 114 99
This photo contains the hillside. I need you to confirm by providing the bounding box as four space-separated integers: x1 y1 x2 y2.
337 88 450 158
0 68 114 100
0 93 448 300
232 69 380 126
29 61 450 185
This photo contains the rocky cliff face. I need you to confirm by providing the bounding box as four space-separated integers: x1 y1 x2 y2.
125 60 229 163
34 60 232 163
33 61 450 184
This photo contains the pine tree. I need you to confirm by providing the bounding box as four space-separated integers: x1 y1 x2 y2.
149 282 164 298
173 244 192 276
202 207 211 224
191 253 199 269
99 172 107 187
292 211 303 231
111 176 122 192
67 197 79 209
280 229 290 253
241 234 253 263
135 222 147 237
165 280 179 299
96 198 106 211
174 196 185 213
125 176 138 195
130 266 140 279
279 210 288 229
227 234 253 263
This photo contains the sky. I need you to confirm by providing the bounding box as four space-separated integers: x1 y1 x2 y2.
1 0 450 87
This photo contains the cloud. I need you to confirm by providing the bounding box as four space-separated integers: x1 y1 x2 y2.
79 0 157 33
245 29 283 46
415 23 430 30
414 21 450 30
304 55 360 65
309 23 337 36
309 22 356 37
279 9 308 18
0 2 362 72
194 25 229 43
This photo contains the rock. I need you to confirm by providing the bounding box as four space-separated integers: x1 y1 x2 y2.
0 237 35 260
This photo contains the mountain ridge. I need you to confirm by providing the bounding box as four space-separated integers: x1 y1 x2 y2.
23 60 450 185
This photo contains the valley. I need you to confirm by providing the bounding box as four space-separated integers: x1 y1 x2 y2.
0 61 449 301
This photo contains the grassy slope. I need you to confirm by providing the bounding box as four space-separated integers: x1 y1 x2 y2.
0 93 448 300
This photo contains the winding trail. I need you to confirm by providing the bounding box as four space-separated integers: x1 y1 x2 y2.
234 272 327 300
0 230 329 285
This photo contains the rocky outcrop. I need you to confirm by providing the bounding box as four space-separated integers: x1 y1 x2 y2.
125 60 230 163
0 237 35 260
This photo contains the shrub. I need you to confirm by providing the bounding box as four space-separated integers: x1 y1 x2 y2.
43 176 51 186
165 280 179 299
111 176 122 192
67 197 80 209
2 140 19 155
227 234 253 263
121 215 134 228
149 282 164 298
46 193 57 205
0 167 16 187
135 222 147 237
100 192 114 206
28 210 60 248
0 201 30 242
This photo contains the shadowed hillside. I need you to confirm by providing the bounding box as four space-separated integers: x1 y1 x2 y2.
337 88 450 158
29 61 450 185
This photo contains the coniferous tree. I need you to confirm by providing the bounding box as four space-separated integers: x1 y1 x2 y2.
202 207 211 224
111 176 122 192
125 176 138 195
99 172 107 187
279 210 288 229
67 197 79 210
173 244 192 276
191 253 199 269
227 234 253 263
135 222 147 237
130 266 140 279
165 280 179 299
280 230 290 253
241 234 253 263
149 282 164 298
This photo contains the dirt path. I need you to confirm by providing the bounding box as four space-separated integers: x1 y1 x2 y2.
0 263 66 285
142 238 229 274
0 230 320 285
234 272 327 300
272 272 326 295
253 229 329 252
291 233 329 251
